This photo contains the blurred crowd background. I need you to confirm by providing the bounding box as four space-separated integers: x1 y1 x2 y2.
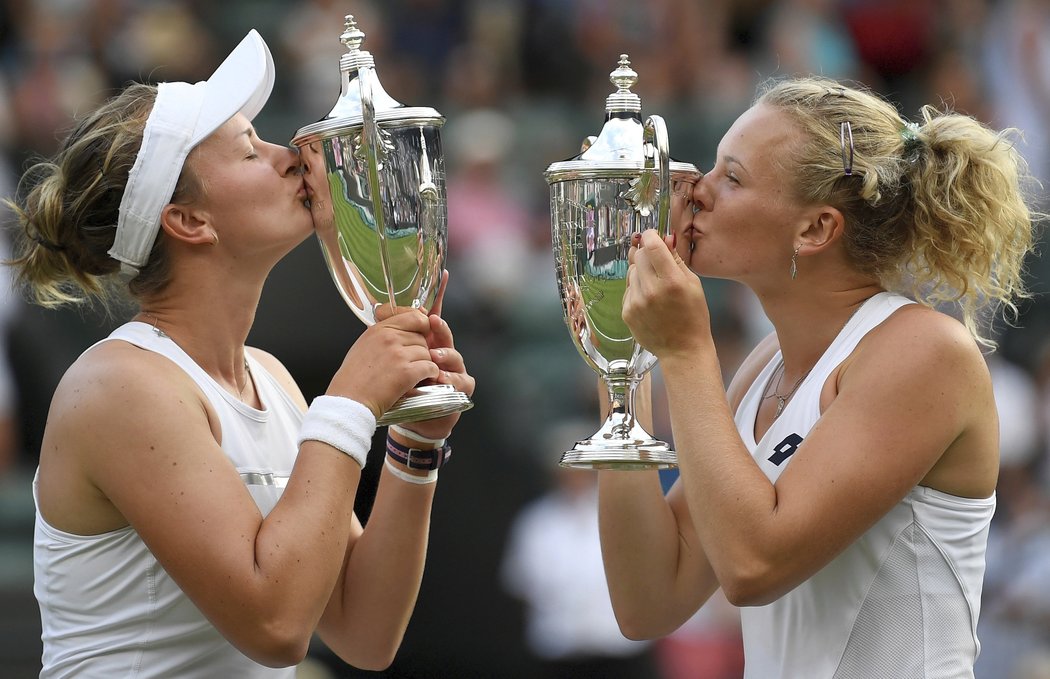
0 1 1048 678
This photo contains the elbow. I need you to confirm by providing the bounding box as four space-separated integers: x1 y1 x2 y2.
249 638 312 670
611 603 684 641
721 579 777 608
717 558 792 608
347 643 400 672
329 630 405 672
352 653 397 673
616 617 666 642
235 618 313 669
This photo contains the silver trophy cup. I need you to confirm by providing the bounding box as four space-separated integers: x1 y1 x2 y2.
545 56 700 469
292 15 472 425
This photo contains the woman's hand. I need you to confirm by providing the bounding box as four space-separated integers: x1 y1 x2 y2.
394 271 475 442
328 309 439 419
623 229 714 360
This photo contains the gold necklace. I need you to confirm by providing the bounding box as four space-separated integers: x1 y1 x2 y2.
138 311 251 397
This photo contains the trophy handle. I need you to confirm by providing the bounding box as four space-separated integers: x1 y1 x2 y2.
643 114 671 238
358 65 398 310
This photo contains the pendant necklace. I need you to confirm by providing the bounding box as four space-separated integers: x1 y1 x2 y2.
764 361 810 420
762 299 869 420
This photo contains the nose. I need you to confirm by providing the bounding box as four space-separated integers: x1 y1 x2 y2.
691 172 710 211
296 141 321 176
279 145 301 177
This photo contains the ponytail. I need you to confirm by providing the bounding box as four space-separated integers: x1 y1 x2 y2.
758 76 1041 349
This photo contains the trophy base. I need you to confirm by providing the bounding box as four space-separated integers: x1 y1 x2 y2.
560 433 677 470
377 384 474 426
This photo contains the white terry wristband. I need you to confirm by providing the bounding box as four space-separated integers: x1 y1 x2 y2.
297 395 377 469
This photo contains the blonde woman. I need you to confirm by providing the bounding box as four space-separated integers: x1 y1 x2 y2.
6 30 473 677
598 77 1037 678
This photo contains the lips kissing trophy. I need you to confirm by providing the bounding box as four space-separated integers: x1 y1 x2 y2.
545 55 700 469
292 15 472 425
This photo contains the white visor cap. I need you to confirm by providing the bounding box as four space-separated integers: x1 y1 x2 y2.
110 29 275 276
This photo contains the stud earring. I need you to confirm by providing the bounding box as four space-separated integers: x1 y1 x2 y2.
212 233 219 245
790 244 801 280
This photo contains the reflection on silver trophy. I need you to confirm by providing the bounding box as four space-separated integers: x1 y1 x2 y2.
292 15 472 425
545 56 700 469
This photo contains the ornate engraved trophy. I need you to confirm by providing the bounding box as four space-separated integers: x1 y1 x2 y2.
292 15 472 425
545 55 701 469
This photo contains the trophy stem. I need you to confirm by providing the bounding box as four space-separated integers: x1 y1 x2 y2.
559 372 677 470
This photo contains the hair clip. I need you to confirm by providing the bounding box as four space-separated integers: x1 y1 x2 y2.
840 121 854 176
901 120 922 148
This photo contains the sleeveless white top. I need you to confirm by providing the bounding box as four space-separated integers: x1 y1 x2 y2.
733 292 995 679
34 322 303 678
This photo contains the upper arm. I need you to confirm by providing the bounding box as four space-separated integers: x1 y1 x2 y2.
752 307 993 596
49 345 286 632
664 480 723 615
70 346 267 568
39 340 376 666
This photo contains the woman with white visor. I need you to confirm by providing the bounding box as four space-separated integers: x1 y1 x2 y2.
7 29 473 677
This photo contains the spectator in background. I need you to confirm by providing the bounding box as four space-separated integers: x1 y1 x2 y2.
502 420 662 679
975 339 1050 679
982 0 1050 186
445 108 531 300
3 3 1050 678
0 73 22 475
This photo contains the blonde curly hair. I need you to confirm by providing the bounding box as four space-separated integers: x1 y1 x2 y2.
757 76 1040 348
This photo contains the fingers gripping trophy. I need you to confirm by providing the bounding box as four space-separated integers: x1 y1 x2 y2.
293 15 472 425
545 56 701 469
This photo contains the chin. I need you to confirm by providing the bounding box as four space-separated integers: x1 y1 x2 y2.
681 240 700 272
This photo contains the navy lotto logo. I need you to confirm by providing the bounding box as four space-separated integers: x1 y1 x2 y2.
768 433 803 466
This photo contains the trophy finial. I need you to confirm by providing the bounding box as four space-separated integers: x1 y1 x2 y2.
339 14 375 71
606 54 641 114
340 15 365 53
610 55 637 93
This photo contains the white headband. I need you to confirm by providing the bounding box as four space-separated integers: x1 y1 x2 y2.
110 29 275 276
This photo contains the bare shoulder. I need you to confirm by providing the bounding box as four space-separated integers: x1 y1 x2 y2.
246 346 307 410
847 303 988 384
51 340 209 435
833 302 996 497
40 340 215 533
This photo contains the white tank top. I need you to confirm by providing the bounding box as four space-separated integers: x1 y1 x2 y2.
34 321 303 678
733 292 995 679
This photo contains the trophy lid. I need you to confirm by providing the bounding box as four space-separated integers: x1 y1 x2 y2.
545 54 698 183
604 54 642 115
291 15 444 146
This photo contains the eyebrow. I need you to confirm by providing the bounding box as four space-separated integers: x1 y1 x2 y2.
724 155 749 176
240 126 256 139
